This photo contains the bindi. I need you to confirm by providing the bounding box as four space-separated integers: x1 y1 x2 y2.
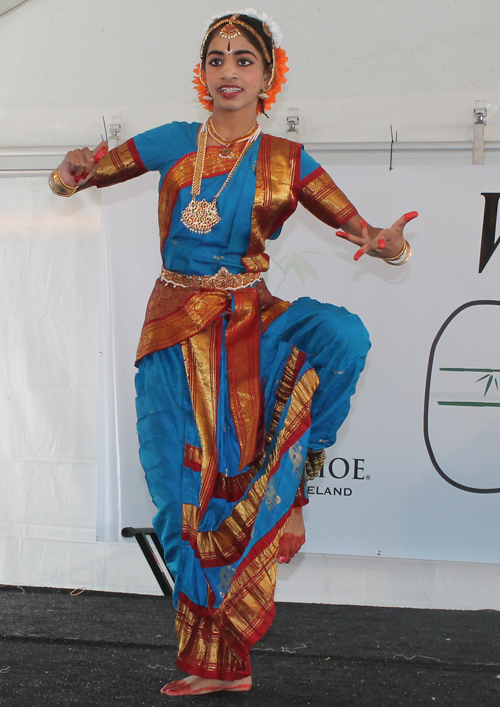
225 41 233 54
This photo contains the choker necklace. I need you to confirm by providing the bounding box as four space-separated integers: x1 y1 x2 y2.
207 117 259 159
181 120 261 235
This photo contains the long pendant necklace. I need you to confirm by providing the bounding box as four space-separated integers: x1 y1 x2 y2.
181 120 261 235
207 117 259 159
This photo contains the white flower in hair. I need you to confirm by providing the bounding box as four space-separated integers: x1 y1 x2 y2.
203 8 284 48
238 8 283 47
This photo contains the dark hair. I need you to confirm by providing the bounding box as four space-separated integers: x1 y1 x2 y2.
202 14 273 68
202 14 274 115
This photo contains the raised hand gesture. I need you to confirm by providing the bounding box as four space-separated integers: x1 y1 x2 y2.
336 211 418 261
58 141 108 188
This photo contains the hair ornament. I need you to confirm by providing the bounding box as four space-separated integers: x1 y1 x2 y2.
203 8 283 48
237 8 283 47
193 64 214 111
261 46 288 112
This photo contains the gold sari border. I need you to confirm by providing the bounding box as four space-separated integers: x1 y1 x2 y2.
181 320 223 518
136 288 227 362
246 135 301 273
261 300 291 333
213 511 289 659
175 590 251 680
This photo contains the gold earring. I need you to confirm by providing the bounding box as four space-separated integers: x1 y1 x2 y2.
258 91 269 99
204 93 213 101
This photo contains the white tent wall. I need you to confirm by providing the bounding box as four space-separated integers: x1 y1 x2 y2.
1 0 500 607
1 0 500 147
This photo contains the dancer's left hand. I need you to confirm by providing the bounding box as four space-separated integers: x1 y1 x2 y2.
336 211 418 261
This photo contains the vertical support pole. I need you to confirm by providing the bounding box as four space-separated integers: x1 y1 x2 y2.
473 123 485 165
473 101 487 165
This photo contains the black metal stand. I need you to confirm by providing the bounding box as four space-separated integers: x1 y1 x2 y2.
121 526 174 597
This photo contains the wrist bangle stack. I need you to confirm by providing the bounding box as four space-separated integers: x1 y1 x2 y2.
49 168 79 197
383 239 412 266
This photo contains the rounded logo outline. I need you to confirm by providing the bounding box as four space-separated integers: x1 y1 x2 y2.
423 299 500 494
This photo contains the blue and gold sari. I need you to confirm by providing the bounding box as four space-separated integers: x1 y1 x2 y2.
91 122 370 679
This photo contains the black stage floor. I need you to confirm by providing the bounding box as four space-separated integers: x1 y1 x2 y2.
1 585 499 706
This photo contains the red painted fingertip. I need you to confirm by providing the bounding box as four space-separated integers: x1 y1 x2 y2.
360 218 367 229
404 211 418 222
336 231 349 239
81 172 89 179
354 249 363 261
93 145 108 164
74 176 80 183
378 238 385 249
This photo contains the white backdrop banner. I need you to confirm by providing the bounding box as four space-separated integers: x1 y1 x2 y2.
97 165 500 565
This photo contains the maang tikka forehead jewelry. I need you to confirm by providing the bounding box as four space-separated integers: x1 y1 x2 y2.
200 13 273 65
219 14 241 40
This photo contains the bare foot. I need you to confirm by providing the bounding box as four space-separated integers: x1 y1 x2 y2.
278 507 305 563
161 675 252 696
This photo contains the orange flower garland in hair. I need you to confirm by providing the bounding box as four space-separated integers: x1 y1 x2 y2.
193 11 289 114
193 64 215 112
262 46 288 113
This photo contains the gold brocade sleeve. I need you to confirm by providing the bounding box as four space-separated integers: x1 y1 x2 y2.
89 139 147 188
297 166 357 228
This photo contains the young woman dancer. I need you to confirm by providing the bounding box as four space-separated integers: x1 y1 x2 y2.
50 10 416 696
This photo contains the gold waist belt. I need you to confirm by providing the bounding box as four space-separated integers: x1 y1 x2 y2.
160 266 262 291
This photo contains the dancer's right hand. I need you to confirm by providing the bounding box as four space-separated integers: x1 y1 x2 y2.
58 141 108 187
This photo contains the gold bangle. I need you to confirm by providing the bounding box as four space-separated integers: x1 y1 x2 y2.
383 240 407 261
383 240 412 266
49 168 78 197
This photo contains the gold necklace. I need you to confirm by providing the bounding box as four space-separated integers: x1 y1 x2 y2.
181 120 261 235
207 118 259 159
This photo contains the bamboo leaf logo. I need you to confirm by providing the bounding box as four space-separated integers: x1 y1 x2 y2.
476 373 499 396
438 368 500 407
271 251 323 292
